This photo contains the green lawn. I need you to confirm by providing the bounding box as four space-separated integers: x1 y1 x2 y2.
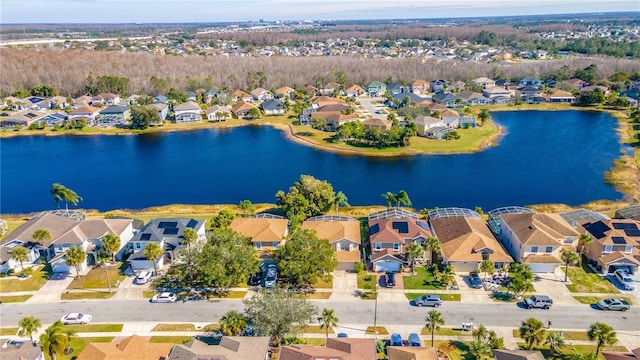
365 326 389 335
313 275 333 289
421 326 473 336
405 293 461 301
403 267 447 290
0 266 49 293
564 262 619 293
300 325 334 334
62 324 123 332
298 338 326 346
149 336 194 344
435 340 473 360
489 291 519 302
61 291 115 300
152 323 197 331
357 273 378 289
512 329 590 341
573 295 633 305
0 294 32 303
67 263 127 290
58 336 114 360
296 291 332 299
143 290 157 298
0 327 18 336
516 342 628 360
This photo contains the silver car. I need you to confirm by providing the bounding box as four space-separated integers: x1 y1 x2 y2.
414 295 442 307
61 313 92 325
613 269 636 290
151 292 177 303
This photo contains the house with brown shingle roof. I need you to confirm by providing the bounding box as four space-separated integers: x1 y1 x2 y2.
579 219 640 274
279 338 376 360
230 215 289 252
345 84 365 97
312 96 347 109
275 86 295 99
0 339 43 360
363 118 392 130
0 110 46 129
302 216 361 271
430 216 512 272
410 79 429 94
250 87 272 101
173 101 202 123
231 89 253 103
499 213 580 272
325 113 358 132
493 349 545 360
603 347 640 360
231 101 259 119
547 89 576 103
76 335 172 360
321 82 343 95
388 346 437 360
69 105 101 125
169 337 271 360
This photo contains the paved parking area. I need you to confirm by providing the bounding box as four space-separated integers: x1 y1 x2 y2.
531 273 579 305
26 273 74 303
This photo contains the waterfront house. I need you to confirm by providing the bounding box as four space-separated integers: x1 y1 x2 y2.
279 338 376 360
547 89 576 103
205 105 232 121
231 101 259 119
365 81 387 96
302 216 362 271
483 86 512 100
36 112 68 127
69 105 101 125
579 219 640 274
432 93 459 107
77 335 173 360
458 91 492 106
363 118 392 130
173 101 202 123
168 337 271 360
0 110 46 129
230 214 289 252
580 85 611 98
565 78 589 89
261 98 286 115
146 103 169 122
97 104 130 127
324 113 358 131
413 115 445 136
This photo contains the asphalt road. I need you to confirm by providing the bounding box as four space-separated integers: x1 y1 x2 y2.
358 97 387 119
2 299 639 331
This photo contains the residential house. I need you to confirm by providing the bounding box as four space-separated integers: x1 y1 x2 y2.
173 101 202 123
518 86 546 104
169 337 271 360
483 86 512 100
493 349 545 360
616 205 640 221
316 103 351 113
231 90 253 103
580 85 610 98
368 208 433 272
498 213 580 272
0 212 134 274
603 347 640 360
73 95 93 107
96 105 130 127
0 110 45 129
312 96 348 110
547 89 576 103
76 335 173 360
325 113 358 132
36 112 68 127
203 88 220 103
432 93 459 108
126 94 140 106
128 218 206 272
0 339 44 360
579 219 640 274
250 87 271 102
471 77 496 89
457 91 492 106
261 98 286 115
345 84 365 97
205 105 232 121
389 92 424 108
231 101 259 119
92 93 121 106
365 81 387 96
410 79 429 94
154 95 169 104
69 106 101 125
185 91 197 101
322 82 342 95
430 79 449 93
517 78 543 87
230 214 289 252
565 78 589 90
3 96 26 110
279 338 376 360
451 80 467 92
302 216 362 271
275 86 295 99
427 102 447 112
146 103 168 122
413 115 445 137
387 83 408 96
388 346 437 360
363 118 392 130
24 96 50 111
429 210 512 272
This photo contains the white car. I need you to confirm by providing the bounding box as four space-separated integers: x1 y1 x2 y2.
151 292 177 303
613 269 636 290
135 271 152 285
61 313 92 325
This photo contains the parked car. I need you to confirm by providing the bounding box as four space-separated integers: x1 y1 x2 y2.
468 272 483 289
337 333 348 338
391 333 403 346
409 333 421 347
385 272 396 287
613 269 636 290
264 265 277 289
61 313 92 325
596 298 630 311
523 295 553 309
135 270 152 285
150 292 177 303
414 294 442 307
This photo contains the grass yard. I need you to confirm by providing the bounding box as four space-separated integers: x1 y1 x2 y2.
298 338 326 346
421 327 473 336
357 273 378 289
512 329 590 341
152 323 197 331
149 336 194 344
62 324 123 332
67 263 127 290
489 291 519 302
57 336 114 360
143 290 157 298
573 295 633 305
435 340 473 360
0 266 49 293
206 290 247 299
313 275 333 289
516 342 628 360
296 291 332 299
405 293 461 301
300 325 334 334
365 326 389 335
61 291 115 300
0 294 32 303
403 267 447 290
564 262 619 293
0 327 18 336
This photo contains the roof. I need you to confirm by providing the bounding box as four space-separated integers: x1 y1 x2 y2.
132 218 205 244
362 118 391 128
366 81 386 88
312 96 347 108
100 105 128 114
430 217 513 263
597 251 640 267
0 339 43 360
580 220 640 245
205 105 232 115
387 346 437 360
559 208 610 228
337 250 362 262
522 254 563 264
371 249 404 262
71 105 100 114
276 86 295 94
500 213 579 246
230 217 289 242
168 337 271 360
231 89 250 97
250 87 269 96
316 104 351 112
279 338 376 360
261 98 283 111
493 349 546 360
603 347 640 360
548 89 575 98
173 101 201 111
413 115 442 126
432 93 459 102
231 101 258 113
76 335 172 360
369 208 418 221
301 220 361 244
616 206 640 220
369 219 432 244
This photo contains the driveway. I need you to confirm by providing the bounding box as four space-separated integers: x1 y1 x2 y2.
531 272 578 305
26 273 74 303
358 96 387 119
330 271 359 300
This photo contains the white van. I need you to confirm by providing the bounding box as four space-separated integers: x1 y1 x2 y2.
136 270 152 284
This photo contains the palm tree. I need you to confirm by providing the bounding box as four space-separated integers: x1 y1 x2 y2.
480 259 494 281
382 192 396 208
320 308 339 340
488 330 504 349
424 310 445 347
64 329 77 353
520 317 547 350
438 265 456 289
561 250 580 282
32 228 52 244
96 254 113 293
545 332 566 358
50 183 83 212
334 191 349 216
143 242 163 275
18 316 41 344
577 233 593 256
65 245 86 279
11 246 29 273
406 243 424 274
101 233 121 262
473 323 489 342
219 310 247 336
470 340 492 360
588 322 617 357
396 190 411 208
39 321 67 360
424 237 441 265
477 108 490 126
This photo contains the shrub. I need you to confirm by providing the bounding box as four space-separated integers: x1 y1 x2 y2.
292 120 301 125
354 261 365 274
364 274 374 282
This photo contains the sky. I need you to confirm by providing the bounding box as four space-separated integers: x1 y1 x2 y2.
0 0 638 24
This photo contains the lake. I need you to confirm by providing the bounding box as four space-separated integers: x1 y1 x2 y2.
0 110 623 214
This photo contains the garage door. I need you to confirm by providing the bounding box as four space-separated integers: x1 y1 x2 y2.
450 262 479 272
529 263 558 273
52 263 71 273
374 261 401 273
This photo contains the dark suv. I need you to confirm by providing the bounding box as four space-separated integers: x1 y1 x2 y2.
385 272 396 287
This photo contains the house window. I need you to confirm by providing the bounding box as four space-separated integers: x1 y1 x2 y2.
135 243 141 250
545 246 553 254
625 246 633 254
531 246 538 254
604 245 612 254
374 243 382 251
272 242 279 249
393 243 401 252
254 242 262 251
563 237 573 245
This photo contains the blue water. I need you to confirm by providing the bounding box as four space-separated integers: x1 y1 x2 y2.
0 111 623 214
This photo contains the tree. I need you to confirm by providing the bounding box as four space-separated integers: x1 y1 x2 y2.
238 200 255 217
180 228 200 280
406 243 424 274
64 328 77 353
334 191 349 216
65 245 86 279
436 265 456 289
424 237 441 265
488 330 505 349
11 246 29 273
211 209 236 229
382 191 397 208
101 233 121 262
588 322 617 357
220 310 247 336
470 340 492 360
130 105 160 129
478 108 490 126
520 317 547 350
577 234 593 255
507 263 535 299
561 250 580 282
243 288 318 345
424 310 445 347
143 242 163 275
32 228 52 244
320 308 339 340
96 254 112 293
473 324 489 342
248 107 262 120
50 183 82 212
39 321 67 360
396 190 411 208
18 316 41 344
480 259 494 281
275 228 338 286
276 175 335 224
545 332 566 358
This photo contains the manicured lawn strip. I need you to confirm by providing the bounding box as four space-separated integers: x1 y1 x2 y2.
421 327 473 336
512 330 590 341
61 291 115 300
67 263 126 290
0 267 48 293
516 342 628 360
300 325 334 334
149 336 194 344
298 338 326 346
143 290 157 298
435 340 473 360
405 293 461 301
0 295 32 303
489 291 519 302
365 326 389 335
152 323 196 331
59 336 114 360
403 267 447 290
206 291 247 299
573 295 633 305
564 262 619 293
62 324 123 332
357 273 378 289
0 327 19 336
313 276 333 289
296 292 332 299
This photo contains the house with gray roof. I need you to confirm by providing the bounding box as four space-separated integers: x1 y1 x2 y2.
261 98 286 115
97 104 130 127
432 92 460 107
458 91 492 106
